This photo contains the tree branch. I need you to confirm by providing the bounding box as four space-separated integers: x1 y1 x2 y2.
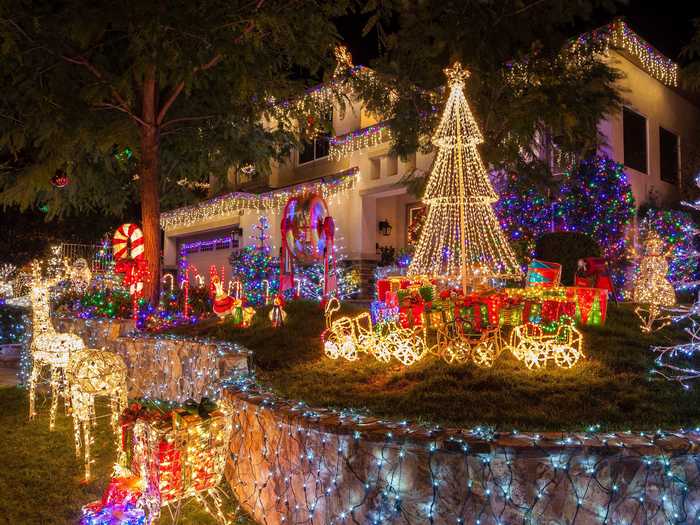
161 115 218 129
156 54 223 125
61 54 144 126
156 0 265 125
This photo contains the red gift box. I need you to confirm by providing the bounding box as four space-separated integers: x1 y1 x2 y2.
376 279 390 303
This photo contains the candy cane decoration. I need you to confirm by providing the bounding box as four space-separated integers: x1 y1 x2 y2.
231 280 243 299
181 278 190 318
209 266 218 298
162 273 174 293
112 223 144 261
262 279 270 305
112 223 148 320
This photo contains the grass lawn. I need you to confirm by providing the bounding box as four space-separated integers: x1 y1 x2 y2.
173 300 700 432
0 386 250 525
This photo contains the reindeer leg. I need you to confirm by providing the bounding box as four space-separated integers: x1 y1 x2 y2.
83 416 91 481
28 362 40 420
72 391 82 458
62 367 71 415
111 391 127 467
49 367 60 431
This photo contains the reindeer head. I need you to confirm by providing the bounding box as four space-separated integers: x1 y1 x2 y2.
29 259 68 317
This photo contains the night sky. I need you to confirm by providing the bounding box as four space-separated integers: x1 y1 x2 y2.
337 1 700 67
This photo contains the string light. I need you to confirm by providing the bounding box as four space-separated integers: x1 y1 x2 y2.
225 377 700 525
640 210 700 290
494 156 636 295
570 19 678 87
322 298 427 366
434 323 503 367
38 315 251 403
408 62 521 290
82 400 234 524
647 174 700 385
0 263 17 299
160 168 358 231
507 319 584 369
652 302 700 387
329 122 392 161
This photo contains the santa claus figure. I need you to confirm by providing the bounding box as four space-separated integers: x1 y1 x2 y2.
211 276 235 318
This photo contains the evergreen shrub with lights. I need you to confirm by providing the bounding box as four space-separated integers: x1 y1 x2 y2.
639 208 700 289
228 247 360 306
495 155 635 289
0 305 29 346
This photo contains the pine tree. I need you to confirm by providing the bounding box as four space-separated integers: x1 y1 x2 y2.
408 62 520 292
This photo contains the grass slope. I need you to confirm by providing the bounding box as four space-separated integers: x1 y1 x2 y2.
0 387 250 525
174 300 700 431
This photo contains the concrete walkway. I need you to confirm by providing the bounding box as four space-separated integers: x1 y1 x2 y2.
0 367 19 387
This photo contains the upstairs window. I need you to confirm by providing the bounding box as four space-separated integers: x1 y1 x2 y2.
299 113 331 164
623 107 647 173
659 127 679 184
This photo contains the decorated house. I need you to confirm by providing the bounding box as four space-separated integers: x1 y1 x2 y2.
162 20 700 296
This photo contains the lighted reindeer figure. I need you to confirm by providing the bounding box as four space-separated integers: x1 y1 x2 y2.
28 261 86 429
67 349 128 481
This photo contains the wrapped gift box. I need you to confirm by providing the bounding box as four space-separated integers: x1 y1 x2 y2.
526 259 562 288
121 407 231 505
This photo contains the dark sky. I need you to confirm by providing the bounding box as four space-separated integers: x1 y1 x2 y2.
337 1 700 67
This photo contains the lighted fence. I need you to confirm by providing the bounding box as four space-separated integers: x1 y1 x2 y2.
59 243 111 272
224 382 700 525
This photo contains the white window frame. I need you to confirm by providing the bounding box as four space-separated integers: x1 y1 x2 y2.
297 135 330 166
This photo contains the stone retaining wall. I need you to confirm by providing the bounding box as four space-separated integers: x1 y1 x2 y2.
53 316 135 349
52 317 250 402
224 383 700 525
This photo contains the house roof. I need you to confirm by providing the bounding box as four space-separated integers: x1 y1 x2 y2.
160 167 359 232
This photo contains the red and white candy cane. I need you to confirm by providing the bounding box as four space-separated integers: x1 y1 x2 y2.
112 223 145 261
113 223 147 320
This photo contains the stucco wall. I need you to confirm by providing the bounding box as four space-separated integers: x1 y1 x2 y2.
225 383 700 525
599 50 700 207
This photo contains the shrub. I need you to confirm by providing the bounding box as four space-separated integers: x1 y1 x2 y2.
535 232 601 285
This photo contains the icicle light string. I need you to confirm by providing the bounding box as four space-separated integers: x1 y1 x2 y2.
160 169 358 231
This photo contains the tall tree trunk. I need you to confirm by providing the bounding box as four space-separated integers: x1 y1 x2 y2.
140 67 161 304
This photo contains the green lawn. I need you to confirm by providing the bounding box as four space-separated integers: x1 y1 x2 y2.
4 302 698 524
0 386 250 525
174 300 700 432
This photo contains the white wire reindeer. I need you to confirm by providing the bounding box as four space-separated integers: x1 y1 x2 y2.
28 261 86 429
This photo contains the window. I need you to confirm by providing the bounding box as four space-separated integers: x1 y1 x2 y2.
659 127 679 184
623 107 647 173
298 113 331 164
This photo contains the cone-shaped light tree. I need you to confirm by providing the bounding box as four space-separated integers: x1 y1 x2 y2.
408 62 521 292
